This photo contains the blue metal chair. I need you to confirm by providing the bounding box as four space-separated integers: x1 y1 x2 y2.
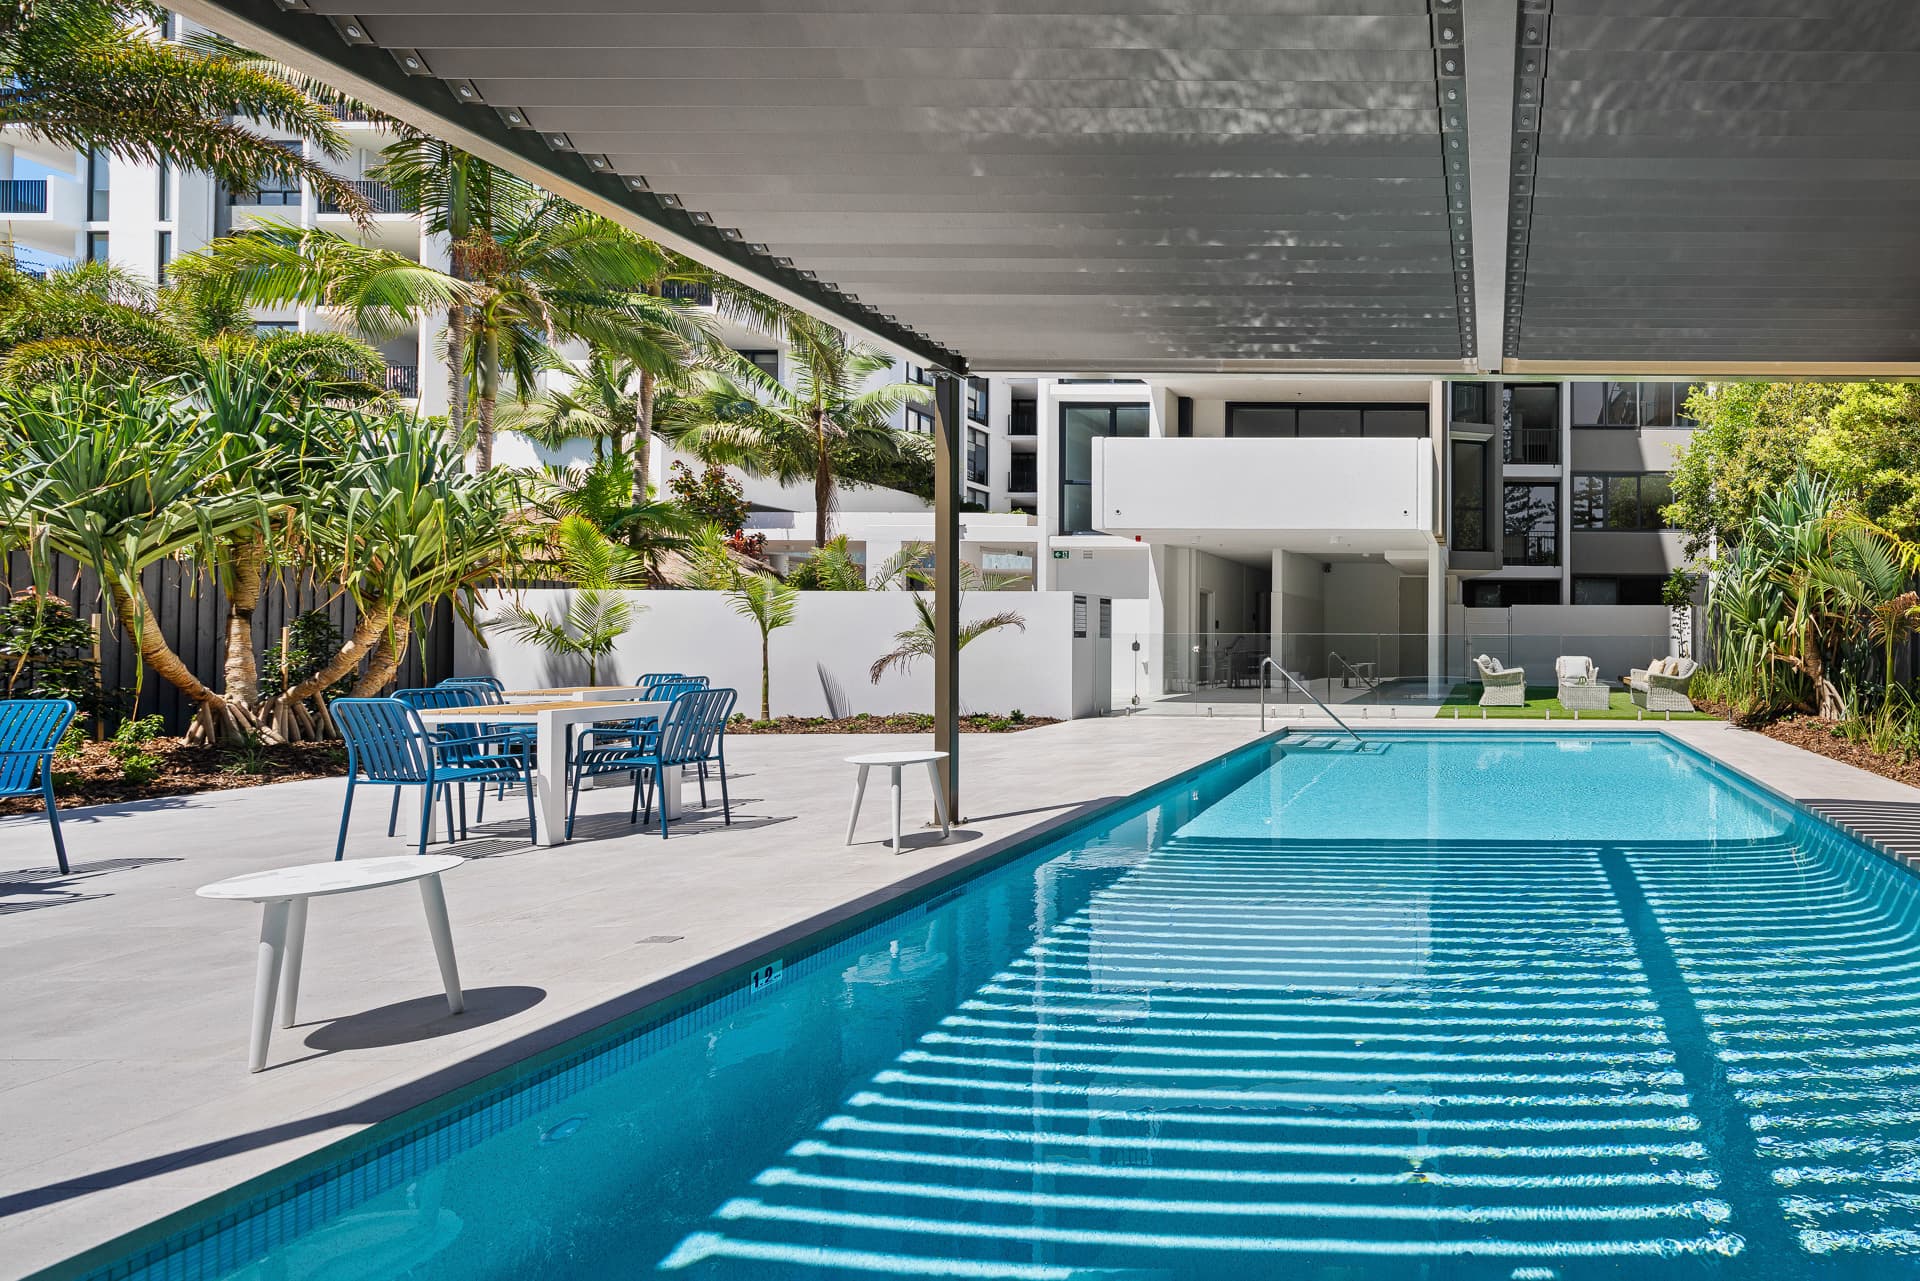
566 689 715 839
588 677 705 750
688 687 737 824
0 699 77 873
440 675 505 693
332 697 536 859
432 679 537 808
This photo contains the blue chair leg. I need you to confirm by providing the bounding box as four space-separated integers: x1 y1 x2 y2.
717 745 730 826
443 783 457 844
697 759 708 807
336 777 357 862
43 773 70 874
523 766 538 844
387 788 401 837
418 784 436 857
639 769 654 824
476 777 486 823
630 769 643 824
657 767 670 840
565 765 585 840
456 782 469 840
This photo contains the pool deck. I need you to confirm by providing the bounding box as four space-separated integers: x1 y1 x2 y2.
3 715 1918 1278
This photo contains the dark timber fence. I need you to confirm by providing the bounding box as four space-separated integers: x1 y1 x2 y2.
3 552 453 734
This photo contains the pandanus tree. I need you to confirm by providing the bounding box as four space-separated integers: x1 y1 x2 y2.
0 373 276 742
661 311 928 547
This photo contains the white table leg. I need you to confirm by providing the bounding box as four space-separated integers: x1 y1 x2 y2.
889 765 904 853
658 763 684 820
250 899 291 1073
926 760 951 838
845 764 869 845
532 709 568 845
418 874 465 1016
278 897 308 1029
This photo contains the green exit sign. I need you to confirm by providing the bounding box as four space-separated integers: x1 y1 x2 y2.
1052 549 1070 560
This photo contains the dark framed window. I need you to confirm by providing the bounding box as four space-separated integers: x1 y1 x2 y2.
155 230 172 285
1060 402 1147 533
1570 472 1674 531
86 147 109 221
966 427 989 485
964 485 989 509
85 231 108 263
967 376 989 423
1008 453 1037 492
253 319 298 335
1502 384 1559 464
1225 402 1429 438
1450 382 1492 424
736 349 779 381
1502 482 1559 566
1008 400 1036 436
156 162 171 222
1466 579 1561 608
1573 575 1668 606
1571 382 1701 429
903 403 932 435
227 140 302 206
1451 438 1489 552
905 364 935 387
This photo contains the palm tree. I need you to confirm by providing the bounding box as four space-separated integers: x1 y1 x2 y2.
685 524 797 719
867 546 1026 685
0 0 371 218
661 311 929 547
484 515 647 684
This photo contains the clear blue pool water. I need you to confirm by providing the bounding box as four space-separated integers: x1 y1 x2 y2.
64 731 1920 1280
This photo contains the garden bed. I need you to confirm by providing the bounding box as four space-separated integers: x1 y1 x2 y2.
0 737 347 816
1752 714 1920 791
726 713 1057 734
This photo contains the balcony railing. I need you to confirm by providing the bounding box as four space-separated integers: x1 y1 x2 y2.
1008 401 1037 436
318 179 412 215
661 280 713 305
1504 426 1558 465
1503 532 1559 566
0 180 48 214
227 187 302 208
1007 461 1038 492
383 365 419 397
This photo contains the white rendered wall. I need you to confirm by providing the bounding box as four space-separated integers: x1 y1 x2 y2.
456 589 1098 719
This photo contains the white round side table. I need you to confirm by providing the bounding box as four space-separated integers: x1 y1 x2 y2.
197 855 466 1072
844 751 951 853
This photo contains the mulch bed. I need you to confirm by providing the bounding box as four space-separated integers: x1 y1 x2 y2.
726 713 1057 734
0 738 347 816
1751 713 1920 790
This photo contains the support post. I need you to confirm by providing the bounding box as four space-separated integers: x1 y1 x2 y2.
1427 540 1445 699
932 373 963 819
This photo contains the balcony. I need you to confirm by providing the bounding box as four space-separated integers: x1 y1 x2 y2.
662 280 713 305
1091 436 1436 551
383 365 419 397
1008 401 1037 436
317 179 412 215
0 180 47 214
982 552 1033 574
1504 425 1559 466
1007 458 1037 492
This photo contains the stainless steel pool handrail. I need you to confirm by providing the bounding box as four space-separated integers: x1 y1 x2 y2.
1327 649 1381 691
1260 657 1363 741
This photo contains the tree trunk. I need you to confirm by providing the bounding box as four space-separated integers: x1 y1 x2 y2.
352 614 412 696
445 304 468 450
635 367 656 511
813 407 832 548
473 329 499 472
760 628 771 720
255 605 392 742
111 582 256 745
221 533 266 711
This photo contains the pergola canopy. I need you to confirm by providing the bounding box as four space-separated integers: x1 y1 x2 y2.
175 0 1920 377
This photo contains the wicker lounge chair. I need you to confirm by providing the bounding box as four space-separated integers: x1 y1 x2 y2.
1473 654 1526 707
1555 655 1610 713
1629 657 1698 714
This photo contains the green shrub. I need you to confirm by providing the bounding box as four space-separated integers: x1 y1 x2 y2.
0 591 101 711
259 610 354 701
108 714 166 785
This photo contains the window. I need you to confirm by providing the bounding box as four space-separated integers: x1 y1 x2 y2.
1225 403 1429 438
1450 382 1492 424
253 320 298 335
1008 400 1036 436
1502 482 1559 566
1451 438 1489 552
1502 384 1559 464
967 376 989 423
905 364 935 387
1060 402 1147 533
1573 575 1668 606
86 147 109 221
736 349 779 381
156 162 171 222
966 427 989 486
155 230 172 285
903 403 932 435
1466 579 1561 608
1570 473 1675 531
1571 382 1701 429
964 485 989 509
1008 454 1037 492
228 140 302 206
85 231 108 263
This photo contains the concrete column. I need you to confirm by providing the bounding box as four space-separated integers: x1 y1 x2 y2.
1427 541 1445 698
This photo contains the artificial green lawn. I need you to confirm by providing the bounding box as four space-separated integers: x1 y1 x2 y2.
1438 684 1717 720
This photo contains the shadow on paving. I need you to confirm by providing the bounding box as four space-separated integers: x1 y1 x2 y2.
0 858 183 917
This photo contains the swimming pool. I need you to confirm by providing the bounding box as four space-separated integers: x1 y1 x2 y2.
44 730 1920 1280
